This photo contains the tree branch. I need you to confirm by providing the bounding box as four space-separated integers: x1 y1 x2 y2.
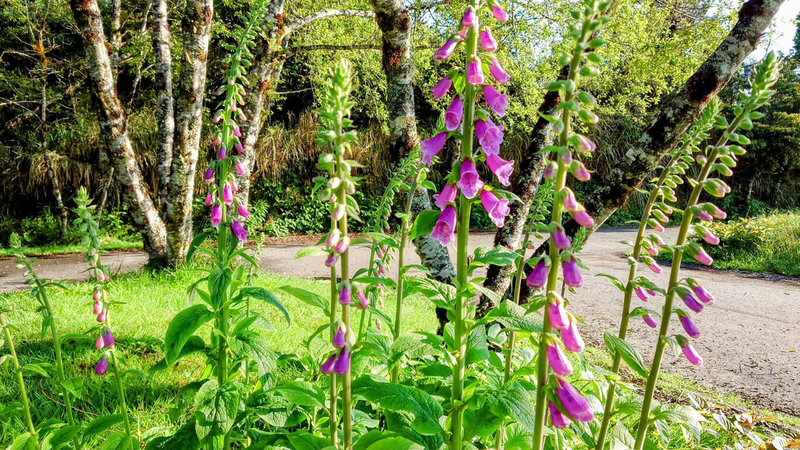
283 9 375 38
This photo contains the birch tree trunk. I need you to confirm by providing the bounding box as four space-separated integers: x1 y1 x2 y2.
69 0 169 264
164 0 214 266
152 0 174 213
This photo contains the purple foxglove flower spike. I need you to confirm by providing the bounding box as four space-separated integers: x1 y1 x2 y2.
445 96 464 131
457 159 484 199
486 154 514 186
635 286 649 301
321 354 336 374
357 291 369 310
680 315 701 338
643 314 658 328
222 184 234 205
693 286 714 304
489 58 510 83
480 28 498 52
573 163 591 182
480 190 511 227
572 210 595 229
549 300 570 331
96 335 105 350
683 294 704 313
546 343 573 376
467 58 485 85
556 379 594 422
549 401 572 429
95 356 108 375
431 205 457 246
491 5 509 22
205 168 214 180
231 221 248 243
339 284 352 306
103 331 115 347
333 326 346 348
431 77 452 99
562 257 583 288
682 342 703 366
235 162 245 176
210 204 222 227
205 192 213 206
648 263 662 274
483 85 508 116
697 211 713 222
421 132 447 165
461 7 476 28
563 319 585 352
433 184 458 210
218 146 227 160
526 259 548 289
333 350 351 374
238 204 251 219
93 301 103 315
552 227 571 250
435 39 458 60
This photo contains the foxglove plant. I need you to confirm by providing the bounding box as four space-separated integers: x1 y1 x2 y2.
529 2 612 449
424 1 521 446
74 188 134 449
631 53 779 450
594 98 720 449
313 60 359 448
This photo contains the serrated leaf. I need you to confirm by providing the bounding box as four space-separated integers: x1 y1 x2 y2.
164 305 214 365
194 380 241 441
352 375 444 435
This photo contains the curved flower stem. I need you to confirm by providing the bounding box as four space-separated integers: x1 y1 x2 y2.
632 117 741 450
595 155 678 449
1 313 37 443
531 26 585 450
450 3 479 447
390 175 419 383
110 351 134 449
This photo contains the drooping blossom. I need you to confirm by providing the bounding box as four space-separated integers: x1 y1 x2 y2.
102 331 115 347
96 335 105 350
235 141 244 153
526 259 548 289
205 192 213 206
572 210 595 229
333 349 351 374
486 154 514 186
235 162 245 176
575 134 596 153
562 189 579 211
461 7 476 28
547 343 573 376
563 319 585 352
238 204 251 219
433 184 458 210
692 285 714 304
476 119 504 155
549 298 570 331
573 163 591 182
679 315 701 338
489 58 510 83
643 314 658 328
421 132 447 165
543 163 556 179
709 205 727 219
549 402 571 429
325 229 341 248
689 245 713 266
325 254 337 267
218 146 227 160
93 301 103 315
332 204 346 221
697 211 713 222
435 39 458 60
648 263 662 274
635 286 649 301
231 221 248 243
357 291 369 310
320 354 336 374
431 205 457 246
702 230 720 245
339 283 352 306
97 312 106 323
431 77 453 99
467 58 485 85
445 96 464 131
232 126 242 138
205 168 214 180
480 28 498 52
683 294 703 313
483 85 507 116
95 355 108 375
556 379 594 422
491 5 509 22
333 326 346 348
682 342 703 366
552 227 571 250
222 184 234 205
457 159 483 199
562 257 583 288
334 237 350 254
480 190 510 227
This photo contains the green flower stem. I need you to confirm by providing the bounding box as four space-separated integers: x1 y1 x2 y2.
356 248 373 341
390 174 419 383
110 351 134 449
450 4 478 446
495 231 530 449
329 216 339 449
632 116 742 450
0 313 37 442
531 22 586 450
595 155 678 449
336 149 353 449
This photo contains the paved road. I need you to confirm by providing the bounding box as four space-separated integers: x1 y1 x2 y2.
1 229 798 415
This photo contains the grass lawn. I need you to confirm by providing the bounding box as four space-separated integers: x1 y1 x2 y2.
0 237 142 257
0 266 796 446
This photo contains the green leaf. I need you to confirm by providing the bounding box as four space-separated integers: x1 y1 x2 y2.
238 287 290 323
60 377 84 400
10 432 36 450
409 210 440 240
352 375 444 435
470 246 519 268
83 414 125 437
388 334 432 368
151 335 206 372
354 430 424 450
186 229 214 262
465 326 490 365
285 431 331 450
604 332 648 378
21 362 53 378
279 285 328 313
486 383 536 432
294 246 328 259
610 423 635 450
144 420 199 450
271 381 326 408
208 267 233 309
164 305 214 365
597 273 626 293
230 331 276 377
651 403 705 426
45 425 81 450
485 300 543 334
194 380 241 441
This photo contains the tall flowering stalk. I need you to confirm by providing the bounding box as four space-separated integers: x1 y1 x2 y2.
594 99 719 449
314 60 358 449
74 188 134 449
425 1 518 446
631 53 779 450
529 2 611 449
